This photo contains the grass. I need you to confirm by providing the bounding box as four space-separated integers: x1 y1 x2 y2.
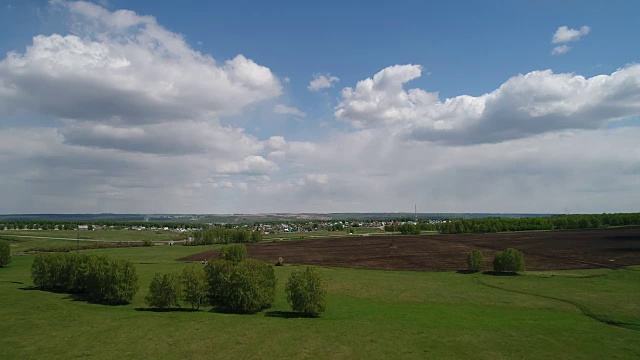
0 244 639 359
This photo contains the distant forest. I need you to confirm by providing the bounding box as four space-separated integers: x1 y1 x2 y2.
385 213 640 235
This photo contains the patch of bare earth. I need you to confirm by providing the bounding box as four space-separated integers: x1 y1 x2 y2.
179 227 640 271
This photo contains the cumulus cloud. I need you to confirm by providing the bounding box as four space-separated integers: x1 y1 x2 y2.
552 25 591 44
335 64 640 145
0 1 282 124
550 25 590 55
274 104 306 118
551 45 570 55
308 73 339 92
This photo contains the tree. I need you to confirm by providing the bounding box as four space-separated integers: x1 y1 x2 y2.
220 244 247 263
285 267 327 317
205 258 276 313
145 272 182 309
466 249 485 272
182 265 208 310
493 248 525 273
0 241 11 267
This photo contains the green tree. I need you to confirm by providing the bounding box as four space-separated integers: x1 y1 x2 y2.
205 258 276 313
285 267 327 317
145 272 183 309
181 265 208 310
493 248 525 273
0 241 11 267
466 249 485 272
220 244 247 262
204 259 234 304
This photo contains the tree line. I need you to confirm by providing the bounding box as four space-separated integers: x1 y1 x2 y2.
31 253 138 304
385 213 640 235
186 228 262 246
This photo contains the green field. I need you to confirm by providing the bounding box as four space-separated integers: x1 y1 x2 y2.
1 229 180 242
1 243 639 359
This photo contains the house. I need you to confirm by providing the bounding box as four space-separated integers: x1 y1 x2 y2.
78 225 89 231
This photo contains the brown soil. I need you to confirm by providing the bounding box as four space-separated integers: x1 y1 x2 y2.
179 226 640 271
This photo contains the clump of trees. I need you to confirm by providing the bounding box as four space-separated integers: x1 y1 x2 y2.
220 244 248 262
204 244 276 313
466 249 485 272
285 267 327 317
493 248 525 274
31 253 138 304
186 228 262 246
144 265 210 310
145 272 182 309
0 241 11 267
384 224 421 235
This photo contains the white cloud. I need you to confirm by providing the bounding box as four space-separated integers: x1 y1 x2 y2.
245 126 640 213
551 45 570 55
336 64 640 145
552 25 591 44
0 3 638 214
0 1 282 124
274 104 306 118
308 73 339 92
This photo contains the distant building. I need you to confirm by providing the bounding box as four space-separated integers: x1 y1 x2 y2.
78 225 89 231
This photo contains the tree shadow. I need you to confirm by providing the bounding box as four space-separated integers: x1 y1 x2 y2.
482 271 520 276
456 269 479 274
135 307 198 313
264 311 309 319
19 286 129 305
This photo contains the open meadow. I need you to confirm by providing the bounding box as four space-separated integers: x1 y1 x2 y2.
1 233 639 359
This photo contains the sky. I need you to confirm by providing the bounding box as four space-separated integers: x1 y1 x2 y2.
0 0 639 214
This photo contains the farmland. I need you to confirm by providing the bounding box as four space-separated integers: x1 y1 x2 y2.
1 229 639 359
182 226 640 271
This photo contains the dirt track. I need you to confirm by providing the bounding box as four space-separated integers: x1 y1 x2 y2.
179 227 640 271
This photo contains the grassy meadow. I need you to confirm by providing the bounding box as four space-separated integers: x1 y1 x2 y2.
0 241 639 359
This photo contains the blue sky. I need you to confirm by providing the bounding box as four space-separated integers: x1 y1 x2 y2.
0 1 639 213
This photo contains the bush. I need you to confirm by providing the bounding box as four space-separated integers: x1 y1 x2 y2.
0 241 11 267
145 272 183 309
182 265 208 310
220 244 247 263
285 267 327 317
466 249 485 272
493 248 525 273
275 257 284 266
205 258 276 313
30 253 138 304
142 239 153 247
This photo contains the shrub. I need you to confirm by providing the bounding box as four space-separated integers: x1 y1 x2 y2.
493 248 525 273
275 257 284 266
205 258 276 313
145 272 183 309
466 249 485 272
182 265 208 310
220 244 247 263
285 267 327 317
0 241 10 267
142 239 153 247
